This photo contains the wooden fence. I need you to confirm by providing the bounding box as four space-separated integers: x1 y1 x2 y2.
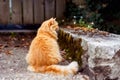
0 0 66 25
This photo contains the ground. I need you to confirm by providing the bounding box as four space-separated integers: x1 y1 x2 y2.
0 33 88 80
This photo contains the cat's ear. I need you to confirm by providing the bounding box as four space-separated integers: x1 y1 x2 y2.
49 17 56 22
49 17 54 21
48 18 55 26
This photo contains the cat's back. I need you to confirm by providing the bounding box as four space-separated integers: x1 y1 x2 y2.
31 32 58 48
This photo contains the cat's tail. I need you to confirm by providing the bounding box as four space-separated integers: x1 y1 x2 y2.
27 61 79 75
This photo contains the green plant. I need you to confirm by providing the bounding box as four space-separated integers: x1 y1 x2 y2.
58 29 83 66
10 32 16 38
64 0 120 34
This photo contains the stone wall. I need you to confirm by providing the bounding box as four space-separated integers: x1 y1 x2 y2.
61 28 120 80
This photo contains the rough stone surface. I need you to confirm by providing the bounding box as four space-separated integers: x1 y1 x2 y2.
62 28 120 80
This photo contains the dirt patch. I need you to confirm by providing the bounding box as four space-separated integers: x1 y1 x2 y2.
0 33 34 75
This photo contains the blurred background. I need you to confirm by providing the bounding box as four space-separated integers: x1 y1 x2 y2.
0 0 120 34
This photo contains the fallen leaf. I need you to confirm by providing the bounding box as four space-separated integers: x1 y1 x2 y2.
14 45 20 47
74 27 81 31
0 44 4 49
5 50 12 55
66 26 72 29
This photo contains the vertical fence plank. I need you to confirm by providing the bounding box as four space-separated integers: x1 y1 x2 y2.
56 0 66 19
0 0 9 24
34 0 44 24
11 0 22 24
0 0 66 25
23 0 33 24
45 0 55 20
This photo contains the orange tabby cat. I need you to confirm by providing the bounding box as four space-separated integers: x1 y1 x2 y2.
26 18 79 75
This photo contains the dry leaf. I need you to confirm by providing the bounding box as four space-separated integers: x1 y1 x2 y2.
0 44 4 49
74 27 81 31
5 50 12 55
66 26 72 29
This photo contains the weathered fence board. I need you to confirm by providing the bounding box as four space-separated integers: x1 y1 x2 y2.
0 0 66 25
45 0 55 20
0 0 9 24
11 0 22 24
34 0 44 24
23 0 33 24
56 0 66 19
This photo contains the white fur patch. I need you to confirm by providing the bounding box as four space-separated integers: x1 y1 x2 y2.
27 66 35 72
67 61 79 74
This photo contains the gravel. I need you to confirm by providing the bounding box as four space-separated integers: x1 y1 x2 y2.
0 47 89 80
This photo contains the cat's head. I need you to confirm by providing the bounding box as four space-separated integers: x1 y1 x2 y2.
39 18 59 31
37 18 59 38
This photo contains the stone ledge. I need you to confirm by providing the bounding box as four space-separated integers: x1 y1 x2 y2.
61 28 120 80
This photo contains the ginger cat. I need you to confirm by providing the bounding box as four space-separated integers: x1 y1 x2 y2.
26 18 79 75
